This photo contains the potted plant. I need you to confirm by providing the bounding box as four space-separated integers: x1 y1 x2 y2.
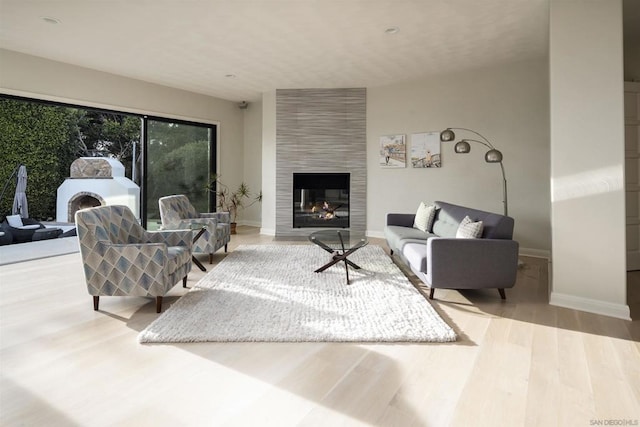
206 175 261 234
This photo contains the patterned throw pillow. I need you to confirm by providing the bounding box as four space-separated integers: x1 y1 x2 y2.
456 215 483 238
413 202 436 232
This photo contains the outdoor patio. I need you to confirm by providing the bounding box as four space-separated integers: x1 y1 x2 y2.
0 223 77 265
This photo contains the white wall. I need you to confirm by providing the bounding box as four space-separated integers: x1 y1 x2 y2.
367 58 551 254
0 48 246 200
259 59 550 253
241 100 263 226
549 0 629 319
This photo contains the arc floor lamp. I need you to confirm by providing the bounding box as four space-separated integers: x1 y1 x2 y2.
440 128 509 216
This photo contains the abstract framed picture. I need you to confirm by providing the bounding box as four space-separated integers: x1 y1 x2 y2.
379 134 406 168
411 131 441 168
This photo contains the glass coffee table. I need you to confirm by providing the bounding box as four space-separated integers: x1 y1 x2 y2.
308 230 368 285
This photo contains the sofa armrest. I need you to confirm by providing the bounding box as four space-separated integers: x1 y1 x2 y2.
386 213 415 227
426 238 519 289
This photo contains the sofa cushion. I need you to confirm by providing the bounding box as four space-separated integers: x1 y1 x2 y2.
431 208 461 238
413 202 436 232
402 242 428 273
456 216 483 238
384 225 435 252
432 201 514 239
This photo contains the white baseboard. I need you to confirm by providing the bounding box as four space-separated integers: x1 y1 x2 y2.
519 247 551 259
549 292 631 320
260 227 276 236
238 220 261 228
366 230 385 239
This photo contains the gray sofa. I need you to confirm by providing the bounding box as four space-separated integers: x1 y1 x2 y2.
384 201 519 300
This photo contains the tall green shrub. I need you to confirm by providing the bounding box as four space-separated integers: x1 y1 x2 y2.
147 141 209 219
0 99 79 220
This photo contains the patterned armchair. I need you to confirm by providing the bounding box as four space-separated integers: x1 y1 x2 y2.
75 205 193 313
158 195 231 264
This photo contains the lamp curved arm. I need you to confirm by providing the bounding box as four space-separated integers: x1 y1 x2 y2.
461 138 494 150
445 127 495 148
447 133 509 216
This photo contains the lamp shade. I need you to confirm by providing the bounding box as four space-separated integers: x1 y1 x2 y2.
484 149 503 163
454 140 471 153
440 129 456 142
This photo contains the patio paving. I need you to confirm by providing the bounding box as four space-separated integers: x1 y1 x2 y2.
0 223 78 265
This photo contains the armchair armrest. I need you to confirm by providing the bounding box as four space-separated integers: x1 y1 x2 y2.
386 213 415 227
145 229 193 249
426 237 519 289
162 217 218 231
201 212 230 223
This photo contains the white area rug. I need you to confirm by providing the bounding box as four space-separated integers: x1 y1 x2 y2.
138 244 456 343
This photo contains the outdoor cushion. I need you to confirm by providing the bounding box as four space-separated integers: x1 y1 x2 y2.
6 215 22 228
6 215 40 230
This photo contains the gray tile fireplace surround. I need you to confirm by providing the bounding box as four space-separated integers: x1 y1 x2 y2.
275 88 366 238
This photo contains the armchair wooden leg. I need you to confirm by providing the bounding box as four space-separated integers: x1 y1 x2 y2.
156 296 163 313
498 289 506 300
429 288 435 300
209 253 213 264
93 296 99 311
390 249 394 255
224 244 228 253
183 276 187 288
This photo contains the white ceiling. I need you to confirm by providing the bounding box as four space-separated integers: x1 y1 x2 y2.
0 1 557 102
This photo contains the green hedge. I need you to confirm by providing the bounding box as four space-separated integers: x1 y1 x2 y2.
0 99 78 220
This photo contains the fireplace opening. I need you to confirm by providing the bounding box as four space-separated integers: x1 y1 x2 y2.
68 193 104 222
293 173 349 228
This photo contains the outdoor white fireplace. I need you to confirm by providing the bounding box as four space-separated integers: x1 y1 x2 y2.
56 157 140 223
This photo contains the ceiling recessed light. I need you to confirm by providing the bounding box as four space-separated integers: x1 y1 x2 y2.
225 74 236 78
385 27 399 35
41 16 61 25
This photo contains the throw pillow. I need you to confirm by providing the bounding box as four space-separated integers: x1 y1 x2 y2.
456 215 483 239
6 215 23 228
413 202 436 232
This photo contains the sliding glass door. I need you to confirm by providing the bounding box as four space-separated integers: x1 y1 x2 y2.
144 118 216 229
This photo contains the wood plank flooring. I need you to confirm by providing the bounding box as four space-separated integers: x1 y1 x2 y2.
1 227 638 426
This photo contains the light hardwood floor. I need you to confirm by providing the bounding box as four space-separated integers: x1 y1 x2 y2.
1 227 638 426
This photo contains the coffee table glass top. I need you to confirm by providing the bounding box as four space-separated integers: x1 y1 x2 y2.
308 230 367 251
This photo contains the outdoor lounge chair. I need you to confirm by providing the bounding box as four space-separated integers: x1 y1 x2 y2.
2 215 45 243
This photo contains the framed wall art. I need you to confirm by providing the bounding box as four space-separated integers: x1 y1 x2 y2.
411 131 441 168
379 134 406 168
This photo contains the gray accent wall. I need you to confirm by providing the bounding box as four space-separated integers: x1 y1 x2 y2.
276 88 366 237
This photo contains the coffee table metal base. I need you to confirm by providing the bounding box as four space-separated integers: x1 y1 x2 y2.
309 231 367 285
191 226 207 272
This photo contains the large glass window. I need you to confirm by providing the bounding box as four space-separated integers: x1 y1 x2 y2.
0 95 216 227
144 118 216 229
